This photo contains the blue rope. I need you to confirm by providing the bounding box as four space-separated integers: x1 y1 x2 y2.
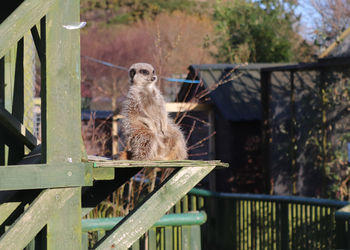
82 55 200 84
164 78 200 84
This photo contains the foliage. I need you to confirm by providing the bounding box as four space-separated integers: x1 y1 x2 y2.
212 0 311 63
80 0 208 25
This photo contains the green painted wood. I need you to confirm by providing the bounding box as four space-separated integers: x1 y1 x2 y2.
0 57 4 165
0 202 21 226
131 239 140 250
94 166 215 250
0 106 39 150
0 188 78 249
3 47 17 166
148 228 157 250
92 167 115 180
4 46 16 112
43 0 81 164
92 160 228 168
82 232 89 250
0 163 92 191
47 188 82 250
0 0 57 58
164 227 173 250
30 25 44 63
182 225 191 250
189 225 201 250
43 0 82 248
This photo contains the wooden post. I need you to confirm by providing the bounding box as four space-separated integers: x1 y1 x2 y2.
261 70 272 193
112 114 119 156
0 57 4 165
42 0 82 249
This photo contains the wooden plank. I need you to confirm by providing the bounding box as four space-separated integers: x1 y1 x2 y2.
94 165 215 250
47 188 82 250
0 163 93 191
0 0 57 58
0 106 39 150
0 188 78 249
0 202 21 226
43 0 81 165
0 57 4 165
91 160 228 168
164 227 173 250
92 167 115 180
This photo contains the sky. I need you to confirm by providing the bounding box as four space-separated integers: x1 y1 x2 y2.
295 0 321 40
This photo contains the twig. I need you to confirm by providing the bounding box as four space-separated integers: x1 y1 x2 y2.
187 131 216 150
186 121 196 143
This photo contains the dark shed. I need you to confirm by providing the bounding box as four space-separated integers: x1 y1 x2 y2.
178 64 283 193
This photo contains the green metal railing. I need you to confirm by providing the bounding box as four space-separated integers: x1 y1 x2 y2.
82 211 206 250
188 188 349 250
82 188 350 250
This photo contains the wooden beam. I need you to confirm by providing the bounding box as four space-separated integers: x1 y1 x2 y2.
92 168 115 180
0 106 39 150
0 0 57 58
0 188 79 249
91 160 228 168
0 57 5 165
165 102 212 112
43 0 83 248
0 163 93 191
0 202 21 226
94 166 215 249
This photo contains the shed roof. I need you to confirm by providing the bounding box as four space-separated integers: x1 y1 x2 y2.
178 64 283 121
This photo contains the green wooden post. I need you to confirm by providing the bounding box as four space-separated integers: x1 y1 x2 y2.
0 57 4 165
42 0 82 249
148 228 157 250
165 226 173 250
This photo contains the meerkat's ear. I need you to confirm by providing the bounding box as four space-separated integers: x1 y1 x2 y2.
129 68 136 81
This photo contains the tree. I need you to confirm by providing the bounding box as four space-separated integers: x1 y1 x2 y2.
213 0 310 63
309 0 350 51
80 0 209 25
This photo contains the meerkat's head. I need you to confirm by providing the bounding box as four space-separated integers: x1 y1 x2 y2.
128 63 157 86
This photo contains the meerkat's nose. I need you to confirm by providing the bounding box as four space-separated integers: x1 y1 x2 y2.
151 76 157 81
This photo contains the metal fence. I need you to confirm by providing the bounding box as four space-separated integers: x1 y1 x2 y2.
188 188 349 250
335 204 350 249
260 58 350 197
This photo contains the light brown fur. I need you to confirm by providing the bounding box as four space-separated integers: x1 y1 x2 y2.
120 63 187 160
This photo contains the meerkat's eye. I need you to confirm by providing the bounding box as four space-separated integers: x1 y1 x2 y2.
140 69 150 75
152 70 155 75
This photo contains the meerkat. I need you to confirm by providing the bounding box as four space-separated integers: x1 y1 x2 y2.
120 63 188 160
